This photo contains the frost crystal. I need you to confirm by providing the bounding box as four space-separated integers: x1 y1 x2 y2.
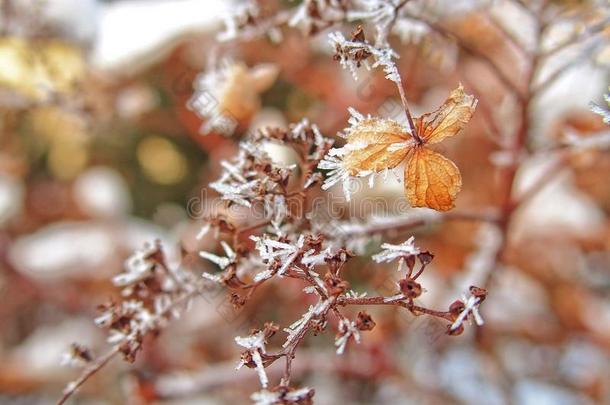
318 107 406 200
112 242 159 287
195 223 211 240
450 292 485 332
335 319 361 355
372 236 420 263
199 241 236 270
217 3 260 42
251 386 315 405
283 299 332 348
329 30 401 83
251 389 281 405
235 330 269 388
251 234 305 276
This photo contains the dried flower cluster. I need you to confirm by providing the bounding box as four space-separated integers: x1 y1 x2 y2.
319 84 477 209
61 118 486 403
55 0 610 404
58 242 204 404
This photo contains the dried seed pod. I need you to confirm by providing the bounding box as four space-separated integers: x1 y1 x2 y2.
355 311 376 331
399 278 422 299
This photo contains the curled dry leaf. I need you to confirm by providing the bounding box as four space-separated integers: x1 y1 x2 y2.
322 85 477 211
341 117 412 173
415 85 478 145
404 147 462 211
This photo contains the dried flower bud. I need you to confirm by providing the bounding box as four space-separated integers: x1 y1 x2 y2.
263 322 279 340
351 25 367 43
324 247 354 272
469 285 488 302
447 323 464 336
239 350 257 369
355 311 376 331
399 278 422 299
418 251 434 266
448 289 485 333
61 343 94 368
324 272 349 296
449 299 466 316
119 335 143 363
230 292 247 309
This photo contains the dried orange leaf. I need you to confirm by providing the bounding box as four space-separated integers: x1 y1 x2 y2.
404 147 462 211
415 84 477 145
342 117 412 174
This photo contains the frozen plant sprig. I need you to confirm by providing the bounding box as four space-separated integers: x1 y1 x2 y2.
209 141 294 209
317 107 406 200
58 8 493 400
59 120 489 404
372 236 421 263
448 286 487 335
329 29 401 83
235 329 273 388
58 242 205 405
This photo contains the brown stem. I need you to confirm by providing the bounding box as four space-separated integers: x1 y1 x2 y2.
57 347 120 405
338 296 453 322
395 76 423 144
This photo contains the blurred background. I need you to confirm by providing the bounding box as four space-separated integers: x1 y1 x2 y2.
1 0 610 404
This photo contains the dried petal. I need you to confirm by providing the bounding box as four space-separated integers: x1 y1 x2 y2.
415 84 477 145
342 117 412 174
404 147 462 211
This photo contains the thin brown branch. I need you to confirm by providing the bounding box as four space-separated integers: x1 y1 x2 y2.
395 76 422 144
486 12 530 59
57 287 202 404
57 347 120 405
338 295 453 322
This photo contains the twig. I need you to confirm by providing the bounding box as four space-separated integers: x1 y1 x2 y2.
57 347 121 405
395 75 422 144
57 288 202 404
338 295 453 322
